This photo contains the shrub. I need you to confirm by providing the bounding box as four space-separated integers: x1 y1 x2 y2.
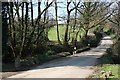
46 50 56 55
88 35 99 47
95 32 103 40
49 44 64 53
58 52 71 57
76 46 90 53
88 32 103 47
80 34 101 47
110 41 120 64
112 41 120 56
106 48 112 55
89 39 99 47
20 54 48 67
79 37 89 46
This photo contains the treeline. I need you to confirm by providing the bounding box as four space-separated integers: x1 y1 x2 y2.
2 0 120 69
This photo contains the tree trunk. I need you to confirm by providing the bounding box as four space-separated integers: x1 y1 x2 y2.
2 2 9 60
15 55 20 70
85 29 88 39
19 2 29 61
64 12 70 46
30 1 33 26
118 2 120 39
55 1 61 44
21 2 24 40
38 0 41 34
44 1 49 41
10 2 16 48
63 1 77 46
8 2 12 37
72 0 77 45
34 0 42 43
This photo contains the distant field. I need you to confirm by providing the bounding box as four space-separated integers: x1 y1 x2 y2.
48 25 66 41
48 25 85 42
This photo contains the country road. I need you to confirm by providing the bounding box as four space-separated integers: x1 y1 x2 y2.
8 35 113 78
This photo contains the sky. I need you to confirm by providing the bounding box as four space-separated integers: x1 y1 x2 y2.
18 0 117 23
15 0 77 24
31 0 67 19
29 0 80 24
30 0 113 19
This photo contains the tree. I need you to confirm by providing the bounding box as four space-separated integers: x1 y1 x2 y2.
2 2 9 62
63 0 80 46
2 0 57 68
44 0 49 40
118 2 120 38
71 0 79 47
30 0 33 26
76 2 113 38
55 0 61 44
109 2 120 39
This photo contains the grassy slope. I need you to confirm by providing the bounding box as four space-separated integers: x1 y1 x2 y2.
48 25 85 42
93 53 120 79
48 25 66 41
91 54 120 79
97 64 119 78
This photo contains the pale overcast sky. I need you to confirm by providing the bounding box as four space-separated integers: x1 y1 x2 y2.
30 0 67 19
18 0 115 20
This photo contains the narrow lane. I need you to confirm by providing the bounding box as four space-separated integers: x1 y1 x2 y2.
8 35 113 78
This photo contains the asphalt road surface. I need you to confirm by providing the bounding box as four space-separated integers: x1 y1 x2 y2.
8 35 113 78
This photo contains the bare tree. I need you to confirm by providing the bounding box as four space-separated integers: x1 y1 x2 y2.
75 2 113 38
4 0 55 68
10 1 16 51
30 0 34 26
118 2 120 38
64 0 80 46
72 0 78 47
109 2 120 39
55 0 61 44
44 0 49 40
33 0 54 44
2 1 9 62
21 2 24 40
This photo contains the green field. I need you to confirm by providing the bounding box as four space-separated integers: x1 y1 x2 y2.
48 25 85 42
48 25 66 41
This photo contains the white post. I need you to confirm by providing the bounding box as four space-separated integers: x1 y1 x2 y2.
73 47 76 55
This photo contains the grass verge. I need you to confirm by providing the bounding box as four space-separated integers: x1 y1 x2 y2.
90 53 120 79
97 64 119 78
